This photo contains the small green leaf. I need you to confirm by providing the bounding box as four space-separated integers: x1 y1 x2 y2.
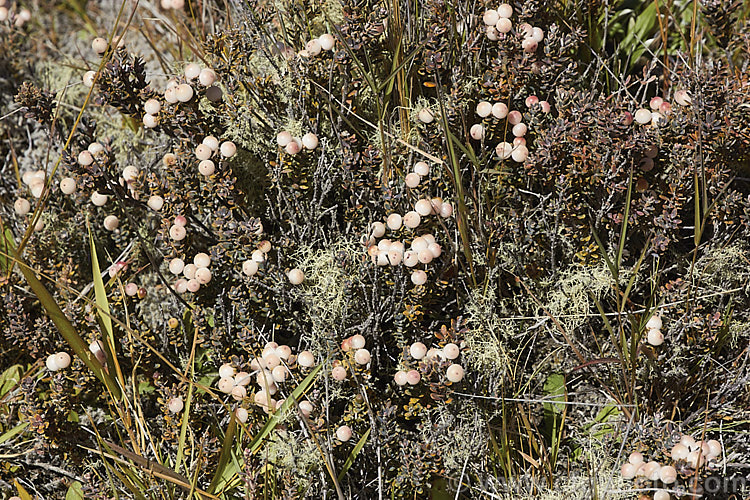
0 364 23 397
66 481 85 500
543 373 566 414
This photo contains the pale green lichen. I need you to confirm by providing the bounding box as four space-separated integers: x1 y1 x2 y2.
430 403 490 471
258 429 321 488
292 238 362 350
463 270 511 377
540 264 617 335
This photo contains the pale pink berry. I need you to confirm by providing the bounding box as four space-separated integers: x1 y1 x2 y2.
443 343 459 359
405 173 421 187
186 279 200 292
410 342 427 359
354 348 371 364
60 177 77 194
446 364 464 382
418 108 434 123
531 27 544 43
285 140 301 155
403 250 418 267
14 198 30 216
495 18 512 33
92 37 108 54
192 145 209 161
439 202 453 218
195 267 211 284
144 98 161 115
406 370 421 385
332 366 347 381
511 144 529 163
169 224 187 241
91 192 108 206
298 351 315 367
175 83 194 102
306 39 322 56
621 462 636 479
387 213 402 231
78 150 93 166
173 279 188 294
336 425 352 442
647 329 664 346
168 397 184 413
674 89 691 106
83 71 96 88
220 141 237 158
414 199 433 216
198 68 217 86
301 133 319 150
492 102 508 119
299 400 314 417
231 385 247 401
287 268 304 285
199 160 215 176
242 260 258 276
147 195 164 211
318 33 335 51
512 122 527 137
276 131 292 147
403 211 421 229
476 101 492 117
470 123 485 140
103 215 119 231
235 407 249 423
350 334 366 349
184 63 201 81
634 109 652 124
496 141 513 159
483 9 499 26
413 161 430 176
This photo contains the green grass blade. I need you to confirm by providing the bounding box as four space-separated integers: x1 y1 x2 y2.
250 363 323 454
0 422 28 445
175 378 194 472
620 235 652 313
337 427 371 482
211 363 323 494
589 224 618 280
616 165 634 273
87 225 123 388
207 413 238 494
88 227 113 342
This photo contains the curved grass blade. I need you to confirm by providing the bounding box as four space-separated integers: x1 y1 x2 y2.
211 363 323 494
1 227 122 400
337 427 370 482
